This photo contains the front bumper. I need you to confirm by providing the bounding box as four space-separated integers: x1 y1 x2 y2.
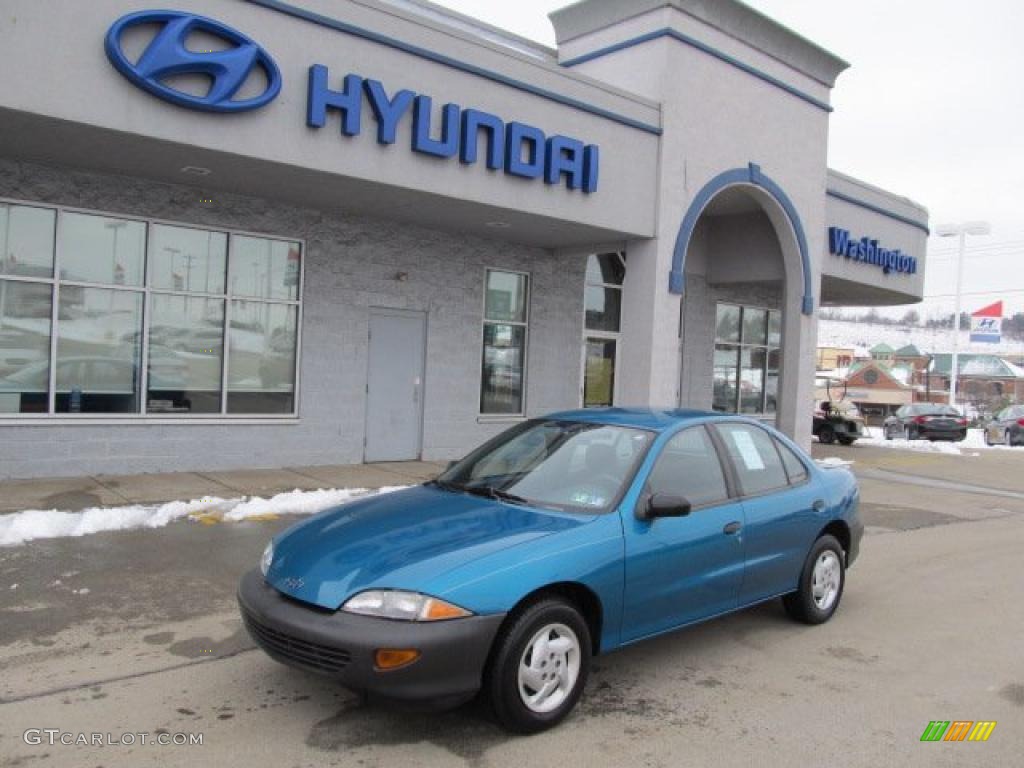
237 569 505 703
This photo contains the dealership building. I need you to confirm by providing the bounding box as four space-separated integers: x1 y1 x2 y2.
0 0 929 479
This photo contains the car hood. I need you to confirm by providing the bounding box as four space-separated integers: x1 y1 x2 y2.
266 485 592 610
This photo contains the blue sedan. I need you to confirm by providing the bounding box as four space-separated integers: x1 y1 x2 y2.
238 408 862 732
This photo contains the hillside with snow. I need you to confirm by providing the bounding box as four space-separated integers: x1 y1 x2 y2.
817 318 1024 358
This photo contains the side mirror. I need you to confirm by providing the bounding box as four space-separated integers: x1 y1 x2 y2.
636 493 692 521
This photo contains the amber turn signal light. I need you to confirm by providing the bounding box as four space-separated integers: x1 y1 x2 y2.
374 648 421 671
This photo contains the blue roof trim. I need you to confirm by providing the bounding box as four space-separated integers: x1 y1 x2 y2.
826 188 930 235
245 0 663 135
669 163 815 316
560 28 833 114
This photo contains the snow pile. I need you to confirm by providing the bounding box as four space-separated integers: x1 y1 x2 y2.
816 457 855 468
853 427 1011 456
0 485 408 547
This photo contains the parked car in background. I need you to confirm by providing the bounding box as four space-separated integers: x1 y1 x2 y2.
239 408 862 733
813 400 865 445
883 403 967 442
984 405 1024 446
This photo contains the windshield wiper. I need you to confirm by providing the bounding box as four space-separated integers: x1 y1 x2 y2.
463 485 530 505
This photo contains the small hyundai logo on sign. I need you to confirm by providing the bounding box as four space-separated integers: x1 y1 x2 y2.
104 10 282 113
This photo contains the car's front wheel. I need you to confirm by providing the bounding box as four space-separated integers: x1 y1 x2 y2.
783 534 845 625
485 598 591 733
818 425 836 444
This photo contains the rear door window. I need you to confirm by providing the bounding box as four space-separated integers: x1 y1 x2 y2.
715 423 789 496
774 438 809 485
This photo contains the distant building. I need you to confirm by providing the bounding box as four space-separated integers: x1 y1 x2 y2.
816 346 855 371
924 354 1024 410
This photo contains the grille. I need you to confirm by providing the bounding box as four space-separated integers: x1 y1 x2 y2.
242 605 352 675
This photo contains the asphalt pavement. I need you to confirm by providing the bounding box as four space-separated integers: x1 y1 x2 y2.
1 445 1022 767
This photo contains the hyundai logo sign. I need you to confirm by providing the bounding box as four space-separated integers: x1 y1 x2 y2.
104 10 282 113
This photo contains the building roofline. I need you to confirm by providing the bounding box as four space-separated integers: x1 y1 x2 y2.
549 0 849 87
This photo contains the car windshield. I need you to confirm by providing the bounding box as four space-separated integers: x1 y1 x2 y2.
436 419 654 513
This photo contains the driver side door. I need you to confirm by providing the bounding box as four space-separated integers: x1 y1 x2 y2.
620 425 745 642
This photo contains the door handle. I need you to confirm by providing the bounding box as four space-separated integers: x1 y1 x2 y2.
813 499 826 512
723 521 742 535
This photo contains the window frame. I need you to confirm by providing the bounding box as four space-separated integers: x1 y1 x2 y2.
479 266 531 418
0 196 305 424
712 303 782 416
580 251 625 408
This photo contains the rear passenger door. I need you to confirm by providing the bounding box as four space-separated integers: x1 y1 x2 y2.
712 423 823 605
621 425 745 641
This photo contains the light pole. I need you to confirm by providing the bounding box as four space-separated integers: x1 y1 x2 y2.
935 221 990 409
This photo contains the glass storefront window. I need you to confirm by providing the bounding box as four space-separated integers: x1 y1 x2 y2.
714 305 781 414
713 344 739 412
585 252 625 286
582 252 625 408
583 337 616 407
231 236 301 301
149 224 227 294
55 287 143 413
0 280 52 413
715 304 741 343
584 285 621 332
1 204 55 278
484 270 528 324
59 213 146 287
0 198 303 419
227 301 298 414
480 323 526 415
148 295 225 414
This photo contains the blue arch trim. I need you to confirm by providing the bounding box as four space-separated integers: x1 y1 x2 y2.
669 163 815 315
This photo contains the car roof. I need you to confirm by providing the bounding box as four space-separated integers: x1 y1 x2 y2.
542 407 723 432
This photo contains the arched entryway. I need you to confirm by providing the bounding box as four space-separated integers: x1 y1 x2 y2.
671 164 813 440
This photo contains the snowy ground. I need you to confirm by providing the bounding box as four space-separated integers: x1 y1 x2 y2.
843 426 1018 456
0 485 407 548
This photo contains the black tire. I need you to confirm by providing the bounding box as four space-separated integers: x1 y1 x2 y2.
904 425 915 441
782 534 846 625
837 436 855 446
484 598 591 734
984 429 993 446
818 425 836 445
884 425 894 440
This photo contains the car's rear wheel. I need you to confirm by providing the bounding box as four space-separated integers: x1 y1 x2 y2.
818 425 836 444
837 436 855 446
1007 429 1014 447
884 425 894 440
904 425 914 441
485 598 590 733
783 534 845 625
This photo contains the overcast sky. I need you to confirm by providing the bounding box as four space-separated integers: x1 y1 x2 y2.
433 0 1024 318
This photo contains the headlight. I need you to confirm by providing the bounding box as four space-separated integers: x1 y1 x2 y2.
260 541 273 576
341 590 473 621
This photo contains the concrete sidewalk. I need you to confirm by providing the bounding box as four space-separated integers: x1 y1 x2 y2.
0 461 447 513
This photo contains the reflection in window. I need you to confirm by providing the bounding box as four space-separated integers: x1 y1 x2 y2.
1 204 55 278
0 201 302 418
148 295 224 413
646 426 729 507
227 301 298 414
484 270 528 324
55 287 142 413
59 213 146 286
713 304 780 414
481 322 526 415
149 224 227 294
231 236 301 301
583 337 616 407
0 280 52 413
583 252 625 407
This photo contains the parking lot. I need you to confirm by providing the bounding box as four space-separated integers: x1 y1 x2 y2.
1 443 1022 768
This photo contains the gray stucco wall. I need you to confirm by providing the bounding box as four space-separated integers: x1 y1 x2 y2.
0 159 585 479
